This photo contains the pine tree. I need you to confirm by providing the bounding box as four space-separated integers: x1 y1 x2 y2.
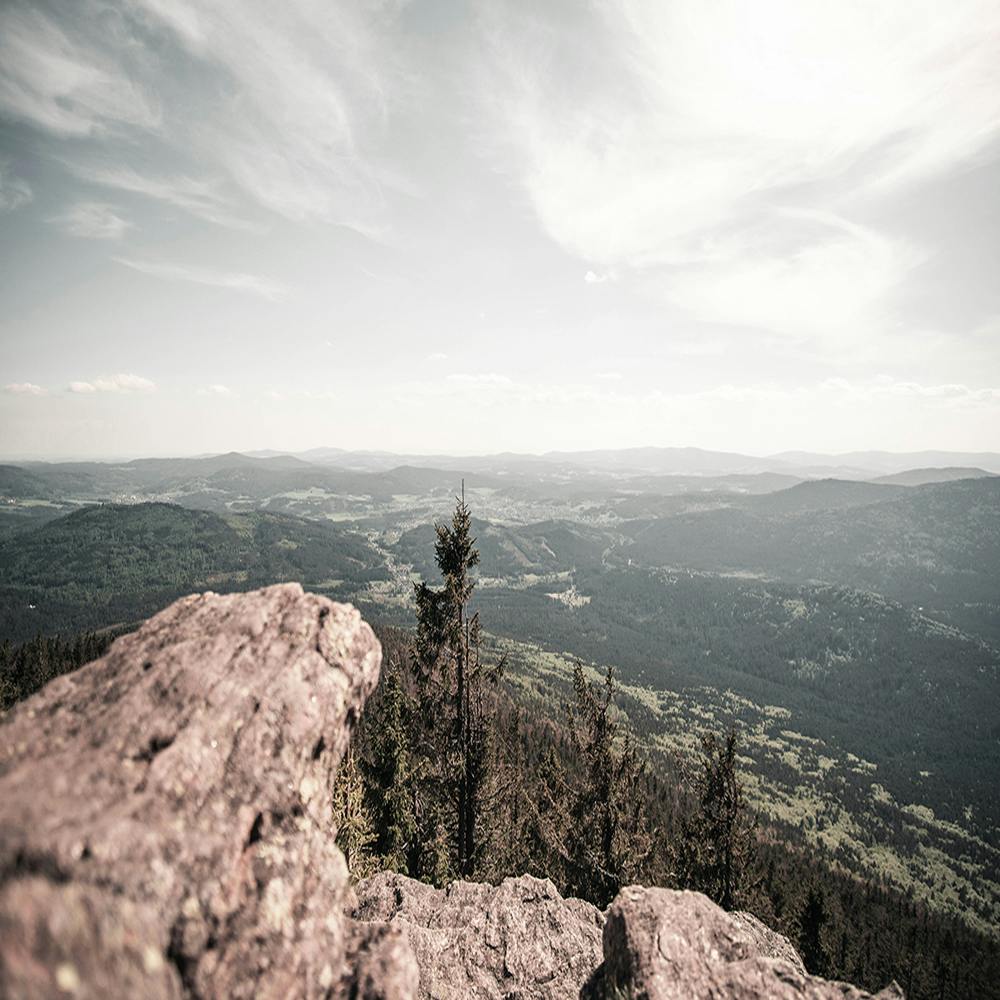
410 488 504 879
562 663 653 907
800 885 829 975
676 727 757 910
332 745 379 882
362 668 417 873
521 739 574 888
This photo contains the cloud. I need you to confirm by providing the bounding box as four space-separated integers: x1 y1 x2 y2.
663 212 920 344
584 271 610 284
154 1 399 227
0 4 160 136
202 384 232 396
446 372 514 387
113 257 288 301
65 163 254 230
69 373 155 393
484 1 1000 259
410 371 1000 414
478 0 1000 345
0 160 32 213
7 1 408 231
426 352 449 362
4 382 46 396
48 201 131 239
595 371 623 381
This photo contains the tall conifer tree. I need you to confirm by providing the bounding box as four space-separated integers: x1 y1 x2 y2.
411 487 503 878
676 728 758 910
562 663 653 907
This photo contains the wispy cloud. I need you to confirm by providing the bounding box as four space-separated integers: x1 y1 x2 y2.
446 372 514 387
5 1 407 231
69 373 155 393
48 201 131 239
478 0 1000 347
144 0 399 227
0 4 160 136
201 384 233 396
0 160 32 213
65 163 254 230
4 382 46 396
69 373 156 394
113 257 288 301
662 212 920 345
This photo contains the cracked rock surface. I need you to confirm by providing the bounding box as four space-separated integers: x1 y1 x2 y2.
355 871 605 1000
0 583 415 1000
583 886 904 1000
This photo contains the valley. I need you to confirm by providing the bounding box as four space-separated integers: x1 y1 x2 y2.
1 447 998 942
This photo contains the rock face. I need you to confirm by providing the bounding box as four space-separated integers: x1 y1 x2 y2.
584 886 903 1000
354 875 902 1000
0 583 416 1000
355 872 605 999
0 583 902 1000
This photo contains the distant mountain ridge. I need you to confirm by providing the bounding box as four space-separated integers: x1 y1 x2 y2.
870 466 996 486
250 445 1000 478
7 445 1000 486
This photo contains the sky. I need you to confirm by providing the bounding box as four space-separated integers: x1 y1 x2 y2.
1 0 999 459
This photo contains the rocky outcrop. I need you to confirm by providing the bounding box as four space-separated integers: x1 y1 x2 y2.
353 873 902 1000
355 872 605 999
584 886 903 1000
0 583 416 1000
0 583 902 1000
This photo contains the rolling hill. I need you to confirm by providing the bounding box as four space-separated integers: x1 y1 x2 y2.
870 467 996 486
622 477 1000 642
0 502 388 642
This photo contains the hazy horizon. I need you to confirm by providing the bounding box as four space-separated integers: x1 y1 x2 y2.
2 0 1000 458
5 442 1000 472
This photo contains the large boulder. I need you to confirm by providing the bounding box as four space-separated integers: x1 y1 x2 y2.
354 872 604 1000
585 886 904 1000
0 583 416 1000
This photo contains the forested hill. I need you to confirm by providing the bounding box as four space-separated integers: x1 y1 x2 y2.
0 502 387 642
622 476 1000 642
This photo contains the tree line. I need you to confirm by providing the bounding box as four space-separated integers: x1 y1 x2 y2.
0 630 120 710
